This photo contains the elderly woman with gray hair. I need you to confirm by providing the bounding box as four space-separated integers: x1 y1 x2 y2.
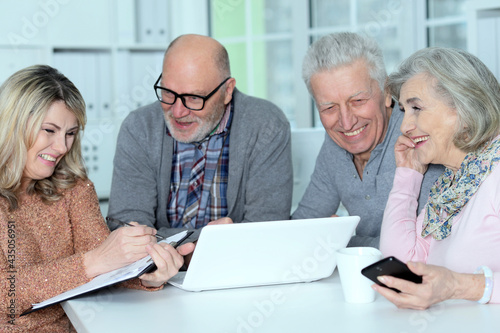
377 47 500 309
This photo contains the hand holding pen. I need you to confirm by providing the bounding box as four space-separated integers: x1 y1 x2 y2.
84 217 161 279
106 216 166 241
106 216 194 249
105 216 195 287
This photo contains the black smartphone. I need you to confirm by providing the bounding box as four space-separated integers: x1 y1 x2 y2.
361 256 422 293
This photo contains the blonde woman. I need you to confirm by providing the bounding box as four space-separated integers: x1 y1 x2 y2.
0 65 193 332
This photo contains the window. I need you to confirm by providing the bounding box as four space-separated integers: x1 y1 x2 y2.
426 0 468 49
210 0 302 126
209 0 469 129
310 0 404 71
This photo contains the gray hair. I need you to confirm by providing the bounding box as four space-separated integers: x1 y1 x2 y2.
302 32 387 93
387 47 500 152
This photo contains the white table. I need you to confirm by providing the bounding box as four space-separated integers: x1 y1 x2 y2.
63 271 500 333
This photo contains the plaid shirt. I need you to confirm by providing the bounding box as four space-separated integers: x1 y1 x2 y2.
167 103 232 228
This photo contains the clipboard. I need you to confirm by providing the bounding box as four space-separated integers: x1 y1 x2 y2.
21 230 193 315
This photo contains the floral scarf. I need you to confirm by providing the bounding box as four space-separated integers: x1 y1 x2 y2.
422 136 500 240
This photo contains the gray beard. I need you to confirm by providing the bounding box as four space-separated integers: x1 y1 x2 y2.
165 100 226 143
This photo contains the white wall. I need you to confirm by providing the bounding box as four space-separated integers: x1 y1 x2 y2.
0 0 208 200
467 0 500 80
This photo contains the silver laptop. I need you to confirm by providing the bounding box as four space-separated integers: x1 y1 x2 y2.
167 216 360 292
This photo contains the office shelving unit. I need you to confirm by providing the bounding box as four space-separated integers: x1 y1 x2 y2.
0 0 208 200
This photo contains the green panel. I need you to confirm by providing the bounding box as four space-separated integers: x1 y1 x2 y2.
211 0 246 38
251 40 266 98
211 0 268 98
251 0 265 35
225 43 248 94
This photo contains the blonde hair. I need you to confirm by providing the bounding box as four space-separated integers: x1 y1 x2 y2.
0 65 87 210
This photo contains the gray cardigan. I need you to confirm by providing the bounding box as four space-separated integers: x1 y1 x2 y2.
108 89 293 238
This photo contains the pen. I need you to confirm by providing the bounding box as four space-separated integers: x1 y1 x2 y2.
106 216 165 241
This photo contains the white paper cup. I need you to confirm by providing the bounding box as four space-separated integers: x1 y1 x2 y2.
336 247 383 303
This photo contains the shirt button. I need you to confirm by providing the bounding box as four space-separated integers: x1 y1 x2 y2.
365 195 371 200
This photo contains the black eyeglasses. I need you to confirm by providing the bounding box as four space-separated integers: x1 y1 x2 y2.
154 75 231 111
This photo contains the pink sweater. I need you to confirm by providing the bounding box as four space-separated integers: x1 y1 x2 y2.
380 167 500 303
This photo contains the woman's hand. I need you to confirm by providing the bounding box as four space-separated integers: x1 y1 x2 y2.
139 243 185 288
372 262 484 309
394 135 428 174
139 242 195 287
177 242 196 256
173 241 197 269
84 222 158 279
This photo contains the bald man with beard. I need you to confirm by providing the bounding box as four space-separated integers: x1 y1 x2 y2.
108 34 293 243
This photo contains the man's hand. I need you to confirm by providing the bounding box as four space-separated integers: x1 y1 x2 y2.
207 217 233 225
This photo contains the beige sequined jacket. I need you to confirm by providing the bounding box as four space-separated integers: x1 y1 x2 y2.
0 179 144 332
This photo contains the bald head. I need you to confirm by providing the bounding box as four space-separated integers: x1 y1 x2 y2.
158 34 236 143
165 34 230 80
